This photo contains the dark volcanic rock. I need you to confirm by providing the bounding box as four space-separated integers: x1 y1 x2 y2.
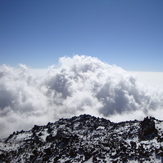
0 114 163 162
139 116 158 140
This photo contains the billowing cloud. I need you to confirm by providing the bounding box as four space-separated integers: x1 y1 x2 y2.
0 55 163 138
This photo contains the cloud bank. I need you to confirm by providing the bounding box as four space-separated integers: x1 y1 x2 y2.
0 55 163 138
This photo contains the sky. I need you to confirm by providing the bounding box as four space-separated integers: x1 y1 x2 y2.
0 1 163 138
0 0 163 71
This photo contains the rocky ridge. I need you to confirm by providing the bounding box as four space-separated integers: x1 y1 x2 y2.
0 114 163 163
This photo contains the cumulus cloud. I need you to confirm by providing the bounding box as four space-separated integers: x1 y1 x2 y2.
0 55 163 138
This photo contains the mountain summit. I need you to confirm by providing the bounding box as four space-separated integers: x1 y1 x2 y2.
0 114 163 162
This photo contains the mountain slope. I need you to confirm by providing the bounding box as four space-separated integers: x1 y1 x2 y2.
0 114 163 163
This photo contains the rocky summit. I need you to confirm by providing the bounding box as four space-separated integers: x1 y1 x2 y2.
0 114 163 163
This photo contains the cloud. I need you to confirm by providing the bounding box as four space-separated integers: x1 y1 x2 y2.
0 55 163 138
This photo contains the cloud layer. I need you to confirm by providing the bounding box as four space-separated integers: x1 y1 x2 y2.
0 55 163 138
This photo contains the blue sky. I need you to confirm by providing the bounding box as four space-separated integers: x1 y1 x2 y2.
0 0 163 71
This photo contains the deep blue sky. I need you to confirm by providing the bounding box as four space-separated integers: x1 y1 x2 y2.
0 0 163 71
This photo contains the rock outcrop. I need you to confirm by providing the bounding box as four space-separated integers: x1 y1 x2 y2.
0 114 163 162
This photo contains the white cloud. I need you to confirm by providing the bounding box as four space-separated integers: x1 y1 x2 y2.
129 71 163 90
0 55 163 138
